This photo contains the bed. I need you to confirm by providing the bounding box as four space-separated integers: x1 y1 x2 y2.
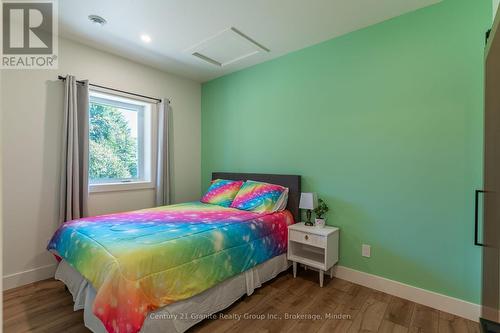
48 172 301 333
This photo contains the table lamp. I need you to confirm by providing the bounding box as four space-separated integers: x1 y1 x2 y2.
299 192 318 226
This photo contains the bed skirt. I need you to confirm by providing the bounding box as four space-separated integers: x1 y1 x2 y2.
55 254 290 333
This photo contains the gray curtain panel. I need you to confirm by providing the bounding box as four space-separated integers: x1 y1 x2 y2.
59 75 89 223
156 99 172 206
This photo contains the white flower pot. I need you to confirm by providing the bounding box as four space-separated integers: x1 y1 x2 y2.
315 218 326 228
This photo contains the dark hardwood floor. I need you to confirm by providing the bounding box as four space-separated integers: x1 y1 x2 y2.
3 268 479 333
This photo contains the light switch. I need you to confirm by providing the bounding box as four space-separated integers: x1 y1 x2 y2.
362 244 371 258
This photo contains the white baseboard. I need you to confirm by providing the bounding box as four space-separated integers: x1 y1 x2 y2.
0 263 482 322
3 264 57 291
332 265 480 322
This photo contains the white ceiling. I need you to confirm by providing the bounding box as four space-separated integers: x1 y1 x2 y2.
59 0 441 82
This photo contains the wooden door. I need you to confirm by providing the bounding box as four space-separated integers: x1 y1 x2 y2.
483 12 500 325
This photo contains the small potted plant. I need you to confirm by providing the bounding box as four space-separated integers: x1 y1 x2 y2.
313 199 329 228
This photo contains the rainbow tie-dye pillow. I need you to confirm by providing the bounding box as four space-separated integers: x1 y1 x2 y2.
200 179 244 207
230 180 289 213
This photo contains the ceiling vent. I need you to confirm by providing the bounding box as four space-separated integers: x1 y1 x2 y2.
88 15 107 26
189 27 269 67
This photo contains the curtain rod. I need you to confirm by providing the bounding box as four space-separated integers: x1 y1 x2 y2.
57 75 164 103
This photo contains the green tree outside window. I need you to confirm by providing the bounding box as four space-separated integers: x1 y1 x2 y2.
89 103 138 181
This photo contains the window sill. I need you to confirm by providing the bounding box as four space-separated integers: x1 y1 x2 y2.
89 181 155 193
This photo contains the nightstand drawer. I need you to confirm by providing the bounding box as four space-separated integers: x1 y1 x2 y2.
289 229 326 248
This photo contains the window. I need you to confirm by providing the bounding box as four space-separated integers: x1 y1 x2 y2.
88 89 156 192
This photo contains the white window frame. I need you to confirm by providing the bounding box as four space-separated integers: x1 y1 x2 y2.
88 87 158 193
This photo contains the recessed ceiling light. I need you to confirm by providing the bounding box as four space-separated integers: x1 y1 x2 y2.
88 15 107 26
141 34 152 43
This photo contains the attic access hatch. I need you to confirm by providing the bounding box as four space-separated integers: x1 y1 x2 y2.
189 27 269 67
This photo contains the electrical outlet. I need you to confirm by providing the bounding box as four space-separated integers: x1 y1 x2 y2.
362 244 371 258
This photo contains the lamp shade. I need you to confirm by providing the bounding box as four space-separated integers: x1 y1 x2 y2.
299 192 318 210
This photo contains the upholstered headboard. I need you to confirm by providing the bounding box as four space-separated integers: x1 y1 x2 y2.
211 172 301 222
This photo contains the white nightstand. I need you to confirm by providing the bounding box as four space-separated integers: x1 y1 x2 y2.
287 222 339 287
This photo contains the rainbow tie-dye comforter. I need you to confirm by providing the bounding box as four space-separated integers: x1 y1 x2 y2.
47 202 293 333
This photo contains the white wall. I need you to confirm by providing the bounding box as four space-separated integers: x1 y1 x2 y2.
1 38 201 289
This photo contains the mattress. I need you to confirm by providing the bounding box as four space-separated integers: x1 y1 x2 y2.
47 202 294 333
56 255 289 333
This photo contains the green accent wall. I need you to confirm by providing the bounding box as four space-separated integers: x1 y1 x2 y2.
201 0 491 303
